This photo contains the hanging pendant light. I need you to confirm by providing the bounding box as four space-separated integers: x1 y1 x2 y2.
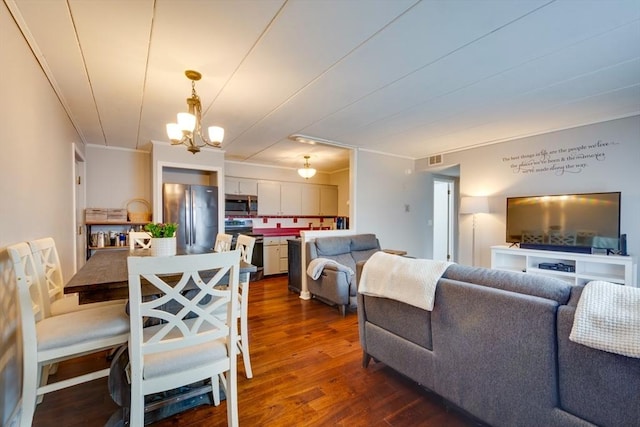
166 70 224 154
298 155 317 179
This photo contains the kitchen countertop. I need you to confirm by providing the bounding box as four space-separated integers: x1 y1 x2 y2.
252 227 332 237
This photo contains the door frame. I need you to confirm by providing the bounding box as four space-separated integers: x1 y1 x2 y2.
432 174 459 262
72 143 87 273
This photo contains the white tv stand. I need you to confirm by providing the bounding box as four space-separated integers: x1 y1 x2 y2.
491 246 637 287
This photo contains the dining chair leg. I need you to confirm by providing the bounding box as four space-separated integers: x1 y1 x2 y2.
130 380 145 426
212 375 221 406
36 364 51 404
226 367 239 427
239 321 252 378
20 356 38 427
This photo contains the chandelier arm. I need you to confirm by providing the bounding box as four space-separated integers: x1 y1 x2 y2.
167 70 223 153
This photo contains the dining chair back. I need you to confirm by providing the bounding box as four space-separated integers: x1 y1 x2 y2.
235 234 256 264
129 231 152 250
233 234 256 378
8 242 130 427
29 237 124 316
127 250 241 426
214 233 233 253
26 237 62 317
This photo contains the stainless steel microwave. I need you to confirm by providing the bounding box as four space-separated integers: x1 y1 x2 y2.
225 195 258 216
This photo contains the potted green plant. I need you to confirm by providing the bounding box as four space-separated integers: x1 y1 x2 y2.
144 222 178 256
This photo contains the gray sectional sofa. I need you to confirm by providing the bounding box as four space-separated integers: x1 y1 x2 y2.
357 262 640 427
306 234 380 315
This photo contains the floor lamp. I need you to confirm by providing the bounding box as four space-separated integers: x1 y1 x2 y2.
460 196 489 266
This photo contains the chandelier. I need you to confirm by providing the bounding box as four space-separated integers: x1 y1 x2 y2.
298 155 317 179
166 70 224 154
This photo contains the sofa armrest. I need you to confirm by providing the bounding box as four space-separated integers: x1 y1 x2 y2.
307 268 352 305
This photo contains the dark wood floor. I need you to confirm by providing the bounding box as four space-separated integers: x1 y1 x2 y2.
33 275 481 427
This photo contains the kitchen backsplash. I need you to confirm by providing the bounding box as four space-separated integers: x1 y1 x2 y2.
226 216 336 230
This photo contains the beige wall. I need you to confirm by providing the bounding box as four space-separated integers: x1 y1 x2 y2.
418 115 640 271
85 145 151 209
0 3 83 422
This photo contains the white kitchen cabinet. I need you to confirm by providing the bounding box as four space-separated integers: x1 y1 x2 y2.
258 181 301 215
257 182 281 215
300 186 320 216
264 244 280 275
263 236 293 275
225 177 257 195
300 185 338 216
319 185 338 216
279 235 294 273
491 246 637 286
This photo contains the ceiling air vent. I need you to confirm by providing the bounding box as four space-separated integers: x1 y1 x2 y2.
428 154 443 166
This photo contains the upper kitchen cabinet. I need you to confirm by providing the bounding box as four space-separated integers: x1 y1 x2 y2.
258 181 301 216
225 177 258 196
301 185 338 216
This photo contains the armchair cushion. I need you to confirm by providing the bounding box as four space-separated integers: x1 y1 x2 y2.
315 236 352 256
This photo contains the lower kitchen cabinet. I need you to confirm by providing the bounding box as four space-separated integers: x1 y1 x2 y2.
263 236 295 275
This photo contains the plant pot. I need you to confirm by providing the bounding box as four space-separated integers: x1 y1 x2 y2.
151 237 176 257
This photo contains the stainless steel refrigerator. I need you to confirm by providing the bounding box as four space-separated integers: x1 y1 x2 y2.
163 183 219 254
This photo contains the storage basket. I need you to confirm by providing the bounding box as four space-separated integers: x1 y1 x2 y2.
127 199 152 223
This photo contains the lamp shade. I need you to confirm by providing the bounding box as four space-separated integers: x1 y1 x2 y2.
208 126 224 143
177 112 196 132
298 167 316 179
166 123 182 141
460 196 489 214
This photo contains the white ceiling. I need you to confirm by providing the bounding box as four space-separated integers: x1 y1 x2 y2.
7 0 640 173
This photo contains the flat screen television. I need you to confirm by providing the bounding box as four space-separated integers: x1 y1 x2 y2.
506 192 621 252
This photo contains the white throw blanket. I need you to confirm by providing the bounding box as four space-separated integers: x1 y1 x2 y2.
570 280 640 358
359 251 452 311
307 257 354 280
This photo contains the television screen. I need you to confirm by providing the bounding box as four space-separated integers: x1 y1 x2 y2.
506 192 621 250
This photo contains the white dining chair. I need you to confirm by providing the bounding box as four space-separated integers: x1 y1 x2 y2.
28 237 125 316
8 242 130 427
127 250 241 427
129 231 152 250
233 234 256 378
214 233 233 253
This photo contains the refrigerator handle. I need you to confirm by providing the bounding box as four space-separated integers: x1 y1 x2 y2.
185 189 191 246
191 188 196 245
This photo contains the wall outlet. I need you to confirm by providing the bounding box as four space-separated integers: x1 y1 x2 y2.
404 204 410 212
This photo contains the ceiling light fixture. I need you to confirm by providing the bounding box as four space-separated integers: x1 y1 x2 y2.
166 70 224 154
298 155 317 179
288 134 353 148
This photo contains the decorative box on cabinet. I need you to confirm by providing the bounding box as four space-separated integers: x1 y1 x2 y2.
287 239 302 292
491 246 637 287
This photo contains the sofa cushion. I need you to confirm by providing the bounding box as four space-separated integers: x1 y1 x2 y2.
352 248 379 263
315 236 351 256
442 264 572 305
350 234 379 251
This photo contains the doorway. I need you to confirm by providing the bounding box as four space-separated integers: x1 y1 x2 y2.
432 175 458 262
73 145 86 272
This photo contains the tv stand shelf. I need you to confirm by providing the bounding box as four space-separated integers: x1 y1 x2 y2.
491 246 637 287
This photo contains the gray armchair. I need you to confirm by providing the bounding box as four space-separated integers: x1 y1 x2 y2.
306 234 380 315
